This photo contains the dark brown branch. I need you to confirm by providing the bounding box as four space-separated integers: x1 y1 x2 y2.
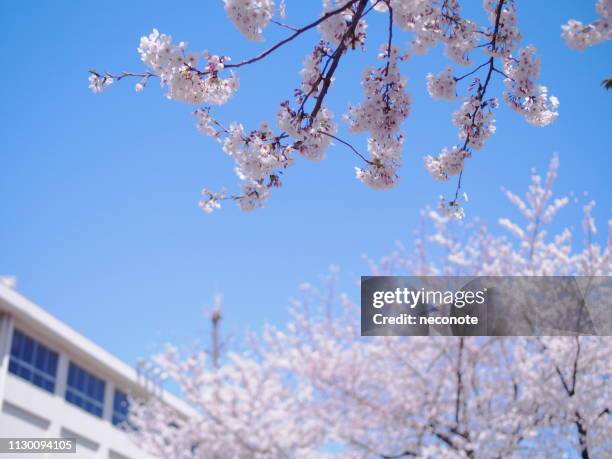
224 0 361 70
452 0 506 203
318 130 372 164
569 336 581 395
309 0 369 122
574 413 590 459
89 69 158 80
455 60 490 82
454 337 464 425
384 1 394 76
270 19 299 32
380 450 418 458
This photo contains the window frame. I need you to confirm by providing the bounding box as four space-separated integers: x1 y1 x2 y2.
112 388 130 428
8 328 58 393
65 361 106 418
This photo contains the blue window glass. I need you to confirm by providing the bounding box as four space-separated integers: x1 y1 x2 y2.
9 329 58 393
112 389 129 427
65 362 105 418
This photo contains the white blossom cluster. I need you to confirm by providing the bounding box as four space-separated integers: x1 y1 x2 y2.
419 0 557 218
355 135 405 189
277 103 337 161
194 107 218 138
346 46 410 189
383 0 478 65
426 65 457 100
424 146 469 181
452 95 497 150
319 0 367 48
345 47 410 138
503 46 560 127
298 45 327 97
443 24 479 66
198 188 224 214
138 29 239 105
483 0 521 58
129 158 611 458
87 73 113 93
438 194 466 219
195 110 292 212
130 347 325 459
224 0 275 41
224 122 293 182
562 0 612 50
235 182 272 211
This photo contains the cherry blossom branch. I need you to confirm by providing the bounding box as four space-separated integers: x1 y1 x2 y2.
91 0 562 215
96 0 362 84
297 43 334 114
88 69 157 80
383 1 394 76
88 69 158 85
309 0 370 122
454 60 490 82
224 0 361 70
492 66 512 79
452 0 506 204
318 130 373 164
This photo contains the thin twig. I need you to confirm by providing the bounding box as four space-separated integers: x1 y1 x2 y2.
454 60 490 82
270 19 298 32
318 130 373 164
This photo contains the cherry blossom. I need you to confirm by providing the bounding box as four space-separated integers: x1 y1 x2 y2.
345 46 410 139
503 46 559 127
235 182 272 211
195 111 292 213
88 73 113 93
452 95 497 150
277 104 337 161
424 146 469 181
562 0 612 50
483 0 521 58
354 161 398 189
438 194 466 220
90 0 569 215
198 189 225 214
138 29 239 105
346 45 409 189
224 0 275 42
426 66 457 100
319 0 367 47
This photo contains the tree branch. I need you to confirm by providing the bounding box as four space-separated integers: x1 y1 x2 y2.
224 0 361 70
452 0 506 203
319 130 372 164
309 0 369 122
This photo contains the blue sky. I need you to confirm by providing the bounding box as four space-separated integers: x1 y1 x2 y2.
1 1 610 364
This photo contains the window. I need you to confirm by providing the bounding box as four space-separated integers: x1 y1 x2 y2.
112 389 129 427
65 362 105 417
9 328 58 393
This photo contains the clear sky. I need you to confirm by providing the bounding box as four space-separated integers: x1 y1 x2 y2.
1 1 610 364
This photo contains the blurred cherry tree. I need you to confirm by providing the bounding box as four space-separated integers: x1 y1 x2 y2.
127 157 611 458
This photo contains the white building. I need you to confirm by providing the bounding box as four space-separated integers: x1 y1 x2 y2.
0 279 194 458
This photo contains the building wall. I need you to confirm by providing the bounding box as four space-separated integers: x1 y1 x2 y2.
0 313 153 459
